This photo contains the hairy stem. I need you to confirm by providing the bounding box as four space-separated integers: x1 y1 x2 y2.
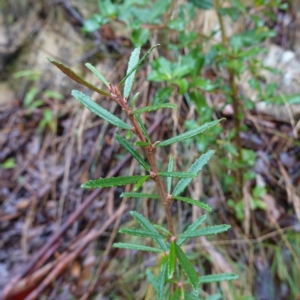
129 114 175 236
110 86 175 236
214 0 243 196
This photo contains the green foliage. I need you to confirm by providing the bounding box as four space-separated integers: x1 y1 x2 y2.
49 44 237 298
113 243 163 253
157 120 223 147
71 91 131 130
116 134 150 171
175 244 199 292
124 46 141 98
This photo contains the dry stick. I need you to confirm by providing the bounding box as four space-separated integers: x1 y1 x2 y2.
0 116 163 300
214 0 243 196
24 204 128 300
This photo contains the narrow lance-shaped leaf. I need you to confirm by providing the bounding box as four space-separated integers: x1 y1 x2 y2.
47 58 110 96
116 134 150 171
125 130 132 139
81 175 144 189
133 103 177 115
158 172 196 178
179 224 231 239
167 155 174 193
173 150 215 196
133 175 150 191
153 224 171 237
206 294 222 300
130 211 168 251
120 192 160 199
177 214 207 246
135 141 151 147
119 44 160 86
71 90 131 130
175 244 199 292
156 119 224 147
157 262 168 300
119 228 164 239
130 92 140 108
199 273 239 283
135 115 151 142
113 243 163 253
124 47 141 98
146 269 158 293
168 242 176 279
85 63 109 86
172 196 212 212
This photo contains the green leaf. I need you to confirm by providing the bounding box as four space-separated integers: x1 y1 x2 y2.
153 225 171 237
120 192 160 199
231 0 246 13
124 47 141 98
98 0 117 17
179 224 231 238
135 141 151 147
173 150 215 196
153 87 173 105
199 273 238 283
188 0 213 9
131 28 150 47
167 18 185 31
125 130 132 139
116 135 150 171
157 262 168 300
81 175 144 189
1 158 16 169
113 243 163 253
172 196 212 212
82 14 105 33
149 0 172 21
156 119 223 147
47 58 110 96
159 172 196 178
146 269 158 293
119 228 164 239
85 63 109 86
172 78 189 94
133 175 150 191
131 211 168 251
175 244 199 292
119 44 160 86
177 215 207 246
168 242 176 279
132 103 177 115
167 155 174 193
71 90 131 130
135 115 151 142
206 294 222 300
130 92 140 108
193 78 216 91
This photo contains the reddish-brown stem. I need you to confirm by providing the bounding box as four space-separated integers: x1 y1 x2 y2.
128 113 175 235
110 85 175 236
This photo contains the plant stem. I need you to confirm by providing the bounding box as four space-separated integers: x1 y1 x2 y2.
110 86 175 236
129 114 175 236
214 0 243 196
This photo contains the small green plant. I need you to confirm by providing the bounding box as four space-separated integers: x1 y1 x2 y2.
49 45 238 298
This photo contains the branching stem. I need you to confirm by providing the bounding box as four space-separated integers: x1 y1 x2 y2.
111 86 175 236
